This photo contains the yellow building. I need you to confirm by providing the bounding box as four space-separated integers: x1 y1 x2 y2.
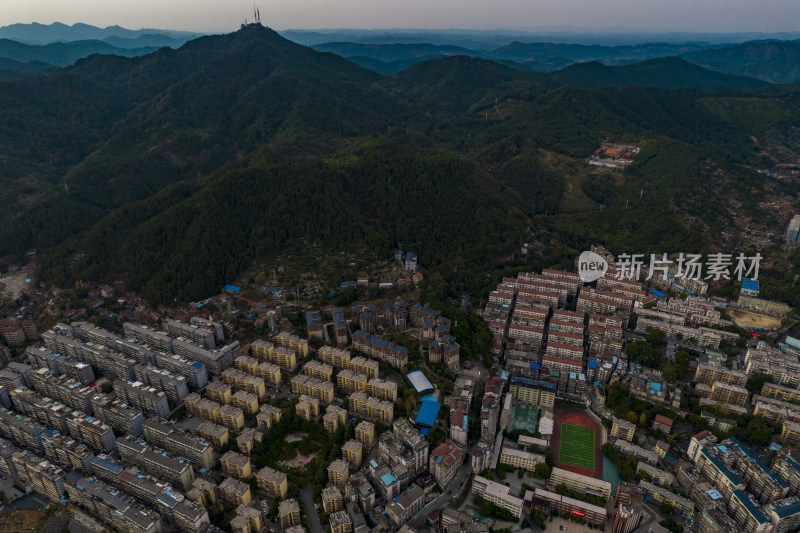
257 362 282 388
231 390 259 415
195 421 230 448
782 420 800 447
366 378 398 402
337 370 368 394
251 339 274 361
231 505 263 533
355 421 375 449
509 381 555 408
205 381 232 405
342 440 363 470
186 393 220 421
322 485 344 514
221 451 252 479
279 499 301 529
610 417 636 442
291 375 334 403
296 395 320 420
216 405 245 432
257 405 282 431
499 447 545 472
219 477 252 506
324 405 348 433
549 467 611 500
327 458 350 486
710 381 749 407
222 368 267 400
350 357 379 379
303 361 334 382
272 347 298 371
763 382 800 404
319 346 351 369
187 478 217 507
234 355 260 376
236 428 264 456
256 466 288 498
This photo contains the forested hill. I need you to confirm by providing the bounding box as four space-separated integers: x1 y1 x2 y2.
1 24 799 304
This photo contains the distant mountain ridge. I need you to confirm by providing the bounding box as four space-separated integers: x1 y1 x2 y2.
312 39 800 83
0 22 201 45
0 38 159 67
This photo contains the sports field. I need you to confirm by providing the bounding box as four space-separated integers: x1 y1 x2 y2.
510 403 539 434
558 422 595 470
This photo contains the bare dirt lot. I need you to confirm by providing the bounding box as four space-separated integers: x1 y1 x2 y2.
727 307 782 330
0 269 32 299
0 509 45 532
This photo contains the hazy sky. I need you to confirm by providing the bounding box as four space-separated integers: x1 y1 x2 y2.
1 0 798 33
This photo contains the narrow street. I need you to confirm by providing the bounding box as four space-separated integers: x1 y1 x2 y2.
300 485 324 533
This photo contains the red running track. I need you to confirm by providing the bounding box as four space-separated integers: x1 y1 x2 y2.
550 400 603 479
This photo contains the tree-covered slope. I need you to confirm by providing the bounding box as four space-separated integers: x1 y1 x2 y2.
0 25 405 254
0 24 798 303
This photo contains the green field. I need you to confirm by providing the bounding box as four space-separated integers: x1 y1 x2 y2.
559 423 595 470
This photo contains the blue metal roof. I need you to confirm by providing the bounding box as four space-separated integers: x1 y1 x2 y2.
380 472 396 485
742 278 760 292
701 448 742 486
587 360 598 369
774 501 800 518
729 438 788 488
223 284 240 293
650 289 666 298
733 490 768 524
415 401 441 427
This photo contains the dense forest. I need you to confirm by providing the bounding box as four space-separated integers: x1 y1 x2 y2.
1 24 799 303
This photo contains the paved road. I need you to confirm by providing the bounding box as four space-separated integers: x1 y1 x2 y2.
408 462 471 529
300 485 324 533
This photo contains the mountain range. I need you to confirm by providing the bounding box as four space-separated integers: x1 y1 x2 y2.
1 24 799 305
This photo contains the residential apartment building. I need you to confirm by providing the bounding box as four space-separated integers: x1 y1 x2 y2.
296 395 321 420
219 477 252 506
549 467 612 500
323 485 344 513
328 458 350 486
116 435 196 491
351 331 408 369
355 420 375 449
303 360 334 382
291 375 334 403
222 368 266 399
471 475 523 519
141 420 214 470
429 439 465 488
279 498 302 528
366 378 398 402
133 364 189 403
337 369 368 394
256 466 287 498
256 404 282 431
221 451 252 479
114 379 171 418
342 439 363 470
195 421 229 448
348 392 393 424
611 417 636 442
230 390 259 415
499 447 544 472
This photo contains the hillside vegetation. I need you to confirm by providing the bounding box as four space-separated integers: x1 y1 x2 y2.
1 24 798 303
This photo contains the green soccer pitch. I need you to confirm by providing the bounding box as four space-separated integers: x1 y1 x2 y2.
558 422 595 470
